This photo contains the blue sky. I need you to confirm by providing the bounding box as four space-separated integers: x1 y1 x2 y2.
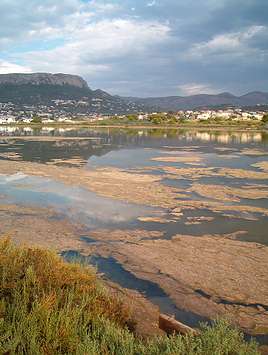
0 0 267 96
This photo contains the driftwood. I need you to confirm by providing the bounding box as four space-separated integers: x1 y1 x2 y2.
159 314 199 336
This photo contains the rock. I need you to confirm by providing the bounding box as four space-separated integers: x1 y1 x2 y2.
0 73 89 89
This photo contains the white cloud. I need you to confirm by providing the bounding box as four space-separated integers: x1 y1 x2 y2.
0 0 82 45
21 19 170 76
186 25 268 60
147 1 156 7
177 83 221 95
0 61 32 74
86 1 120 13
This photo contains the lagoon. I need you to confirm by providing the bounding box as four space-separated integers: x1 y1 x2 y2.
0 126 268 341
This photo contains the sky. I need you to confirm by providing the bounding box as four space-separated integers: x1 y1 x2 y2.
0 0 267 97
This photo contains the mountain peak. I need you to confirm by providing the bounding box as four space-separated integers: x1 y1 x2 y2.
0 72 89 89
217 92 236 98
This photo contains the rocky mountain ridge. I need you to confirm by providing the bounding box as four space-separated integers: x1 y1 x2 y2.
0 72 267 113
0 73 89 89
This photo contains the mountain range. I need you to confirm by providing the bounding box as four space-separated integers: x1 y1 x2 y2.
0 73 267 113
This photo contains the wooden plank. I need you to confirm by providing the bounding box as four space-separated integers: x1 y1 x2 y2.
159 314 199 336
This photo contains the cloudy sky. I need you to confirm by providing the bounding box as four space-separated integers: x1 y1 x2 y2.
0 0 267 96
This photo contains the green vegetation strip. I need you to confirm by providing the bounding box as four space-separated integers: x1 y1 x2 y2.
0 239 260 354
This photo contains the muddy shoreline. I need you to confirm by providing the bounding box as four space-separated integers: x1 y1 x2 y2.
0 132 268 341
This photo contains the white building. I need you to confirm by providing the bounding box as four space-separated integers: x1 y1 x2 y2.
197 112 211 120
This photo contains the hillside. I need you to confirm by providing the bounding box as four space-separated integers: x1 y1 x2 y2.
0 73 145 114
0 73 267 113
125 92 268 111
0 239 259 354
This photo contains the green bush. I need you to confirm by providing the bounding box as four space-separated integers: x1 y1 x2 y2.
262 113 268 123
0 239 260 354
31 115 42 124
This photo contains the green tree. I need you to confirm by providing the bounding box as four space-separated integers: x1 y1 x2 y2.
262 113 268 123
31 115 42 124
126 114 138 121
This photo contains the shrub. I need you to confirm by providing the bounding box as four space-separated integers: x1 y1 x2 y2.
262 113 268 123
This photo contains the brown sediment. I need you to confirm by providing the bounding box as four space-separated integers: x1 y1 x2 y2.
90 233 268 335
0 160 268 219
190 183 268 202
161 165 268 180
46 156 88 167
0 152 23 160
138 217 176 223
0 160 185 208
218 168 268 180
151 155 202 165
3 203 267 337
171 200 268 217
252 161 268 173
0 204 84 251
88 229 164 243
161 166 216 180
0 204 164 337
0 159 267 219
1 133 268 340
106 280 164 337
240 148 268 156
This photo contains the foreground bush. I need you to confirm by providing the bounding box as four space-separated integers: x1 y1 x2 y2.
0 239 260 354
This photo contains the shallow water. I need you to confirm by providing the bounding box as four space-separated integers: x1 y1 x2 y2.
0 126 268 336
62 250 210 327
0 172 154 229
1 127 268 243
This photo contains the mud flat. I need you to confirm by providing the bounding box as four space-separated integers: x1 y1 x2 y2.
160 165 268 180
252 161 268 172
151 155 203 165
89 233 268 336
0 204 84 251
0 147 268 338
1 158 268 220
0 204 164 337
190 183 268 202
3 203 268 337
240 148 268 156
0 160 183 208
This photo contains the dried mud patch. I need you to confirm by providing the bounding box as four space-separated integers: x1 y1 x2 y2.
0 160 183 208
95 233 268 335
240 148 268 156
46 156 88 167
151 155 202 165
191 183 268 202
84 229 164 244
0 204 84 251
218 168 268 180
252 161 268 173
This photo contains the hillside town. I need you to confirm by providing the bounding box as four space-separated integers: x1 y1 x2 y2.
0 100 267 124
